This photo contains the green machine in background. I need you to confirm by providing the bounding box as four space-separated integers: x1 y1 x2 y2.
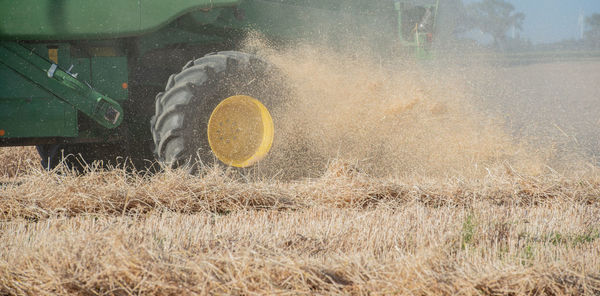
0 0 439 170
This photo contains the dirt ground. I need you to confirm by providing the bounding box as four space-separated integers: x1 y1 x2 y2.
473 60 600 159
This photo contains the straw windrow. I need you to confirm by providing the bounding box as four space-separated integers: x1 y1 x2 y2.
1 148 600 295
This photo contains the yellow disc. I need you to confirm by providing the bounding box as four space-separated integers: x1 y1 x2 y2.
207 95 274 168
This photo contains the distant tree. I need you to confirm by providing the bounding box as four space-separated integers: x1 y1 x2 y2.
465 0 525 49
585 13 600 48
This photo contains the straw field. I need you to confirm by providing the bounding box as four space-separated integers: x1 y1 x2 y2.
1 146 599 295
1 46 600 294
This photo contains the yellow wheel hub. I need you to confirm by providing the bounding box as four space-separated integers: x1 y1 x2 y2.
207 95 274 168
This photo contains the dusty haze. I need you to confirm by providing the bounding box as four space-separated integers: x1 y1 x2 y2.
238 35 598 180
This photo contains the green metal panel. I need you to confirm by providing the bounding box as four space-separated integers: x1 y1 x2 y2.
0 1 140 40
0 42 123 130
0 97 78 138
140 0 239 30
198 0 399 56
91 57 128 102
0 43 78 138
0 41 130 139
0 0 240 40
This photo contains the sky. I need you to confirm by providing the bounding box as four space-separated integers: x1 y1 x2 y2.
463 0 600 44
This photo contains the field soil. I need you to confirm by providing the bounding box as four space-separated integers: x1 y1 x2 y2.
1 56 600 295
474 60 600 158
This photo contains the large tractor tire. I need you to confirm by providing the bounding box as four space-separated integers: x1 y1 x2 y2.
150 51 286 171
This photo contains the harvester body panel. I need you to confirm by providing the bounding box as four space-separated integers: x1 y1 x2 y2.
0 0 240 40
0 0 439 145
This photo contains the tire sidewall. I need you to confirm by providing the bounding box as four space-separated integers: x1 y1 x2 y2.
154 52 287 170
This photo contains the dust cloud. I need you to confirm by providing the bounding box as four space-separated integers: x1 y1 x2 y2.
235 35 594 180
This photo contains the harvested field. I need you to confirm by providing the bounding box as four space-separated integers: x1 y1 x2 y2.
1 148 600 295
1 47 600 294
0 146 38 179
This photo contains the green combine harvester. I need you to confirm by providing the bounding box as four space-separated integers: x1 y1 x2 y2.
0 0 440 171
